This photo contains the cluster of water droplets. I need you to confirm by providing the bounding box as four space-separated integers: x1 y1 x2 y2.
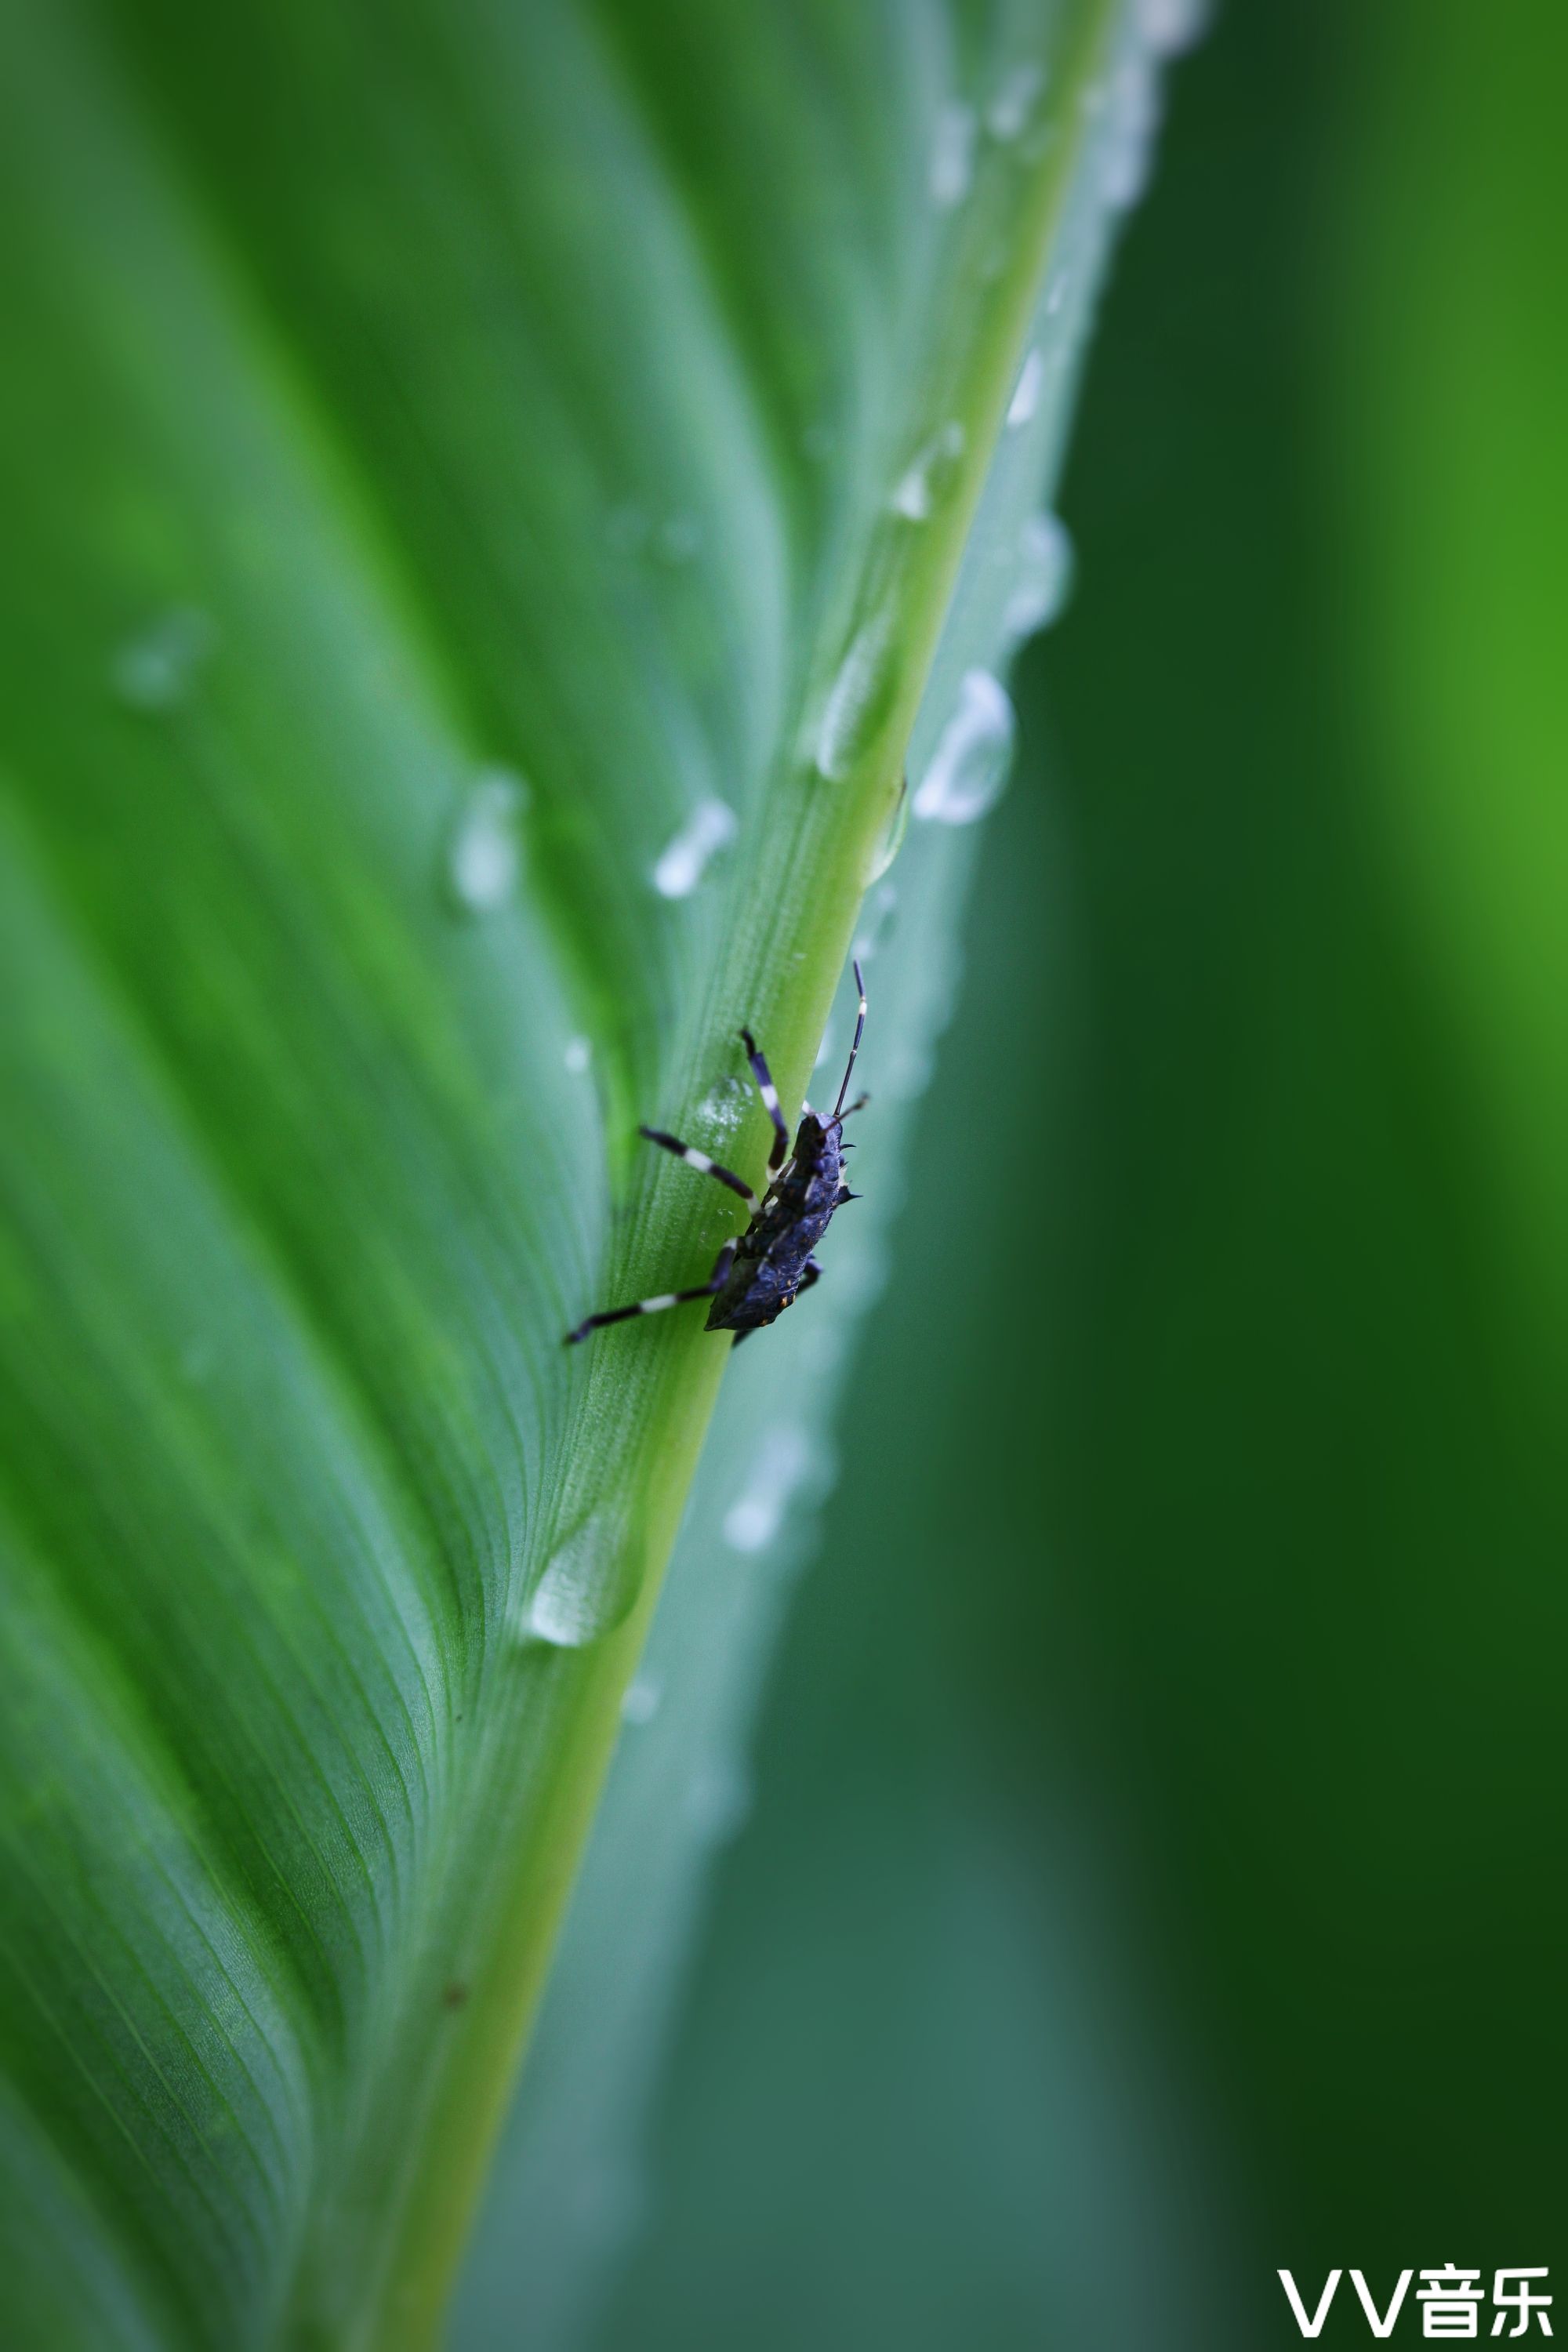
691 1073 752 1147
928 48 1047 211
522 0 1209 1798
1093 0 1210 216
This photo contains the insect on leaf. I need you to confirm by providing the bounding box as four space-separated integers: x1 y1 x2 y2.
0 0 1162 2345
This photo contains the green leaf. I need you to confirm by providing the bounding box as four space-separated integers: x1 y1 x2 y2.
0 2 1139 2345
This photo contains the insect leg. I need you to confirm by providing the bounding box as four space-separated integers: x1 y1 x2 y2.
829 960 868 1123
564 1242 737 1345
798 1258 822 1291
739 1026 790 1171
639 1125 757 1207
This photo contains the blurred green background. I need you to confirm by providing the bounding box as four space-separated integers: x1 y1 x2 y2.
578 1 1568 2344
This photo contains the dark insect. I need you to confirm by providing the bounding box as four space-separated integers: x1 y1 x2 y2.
565 964 869 1345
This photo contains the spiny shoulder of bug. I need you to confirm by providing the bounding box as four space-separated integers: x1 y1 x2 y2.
750 1109 855 1238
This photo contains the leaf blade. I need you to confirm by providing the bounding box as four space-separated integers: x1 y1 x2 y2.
0 2 1127 2344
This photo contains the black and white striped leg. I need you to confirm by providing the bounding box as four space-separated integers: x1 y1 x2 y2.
564 1241 737 1345
739 1026 789 1171
638 1125 757 1207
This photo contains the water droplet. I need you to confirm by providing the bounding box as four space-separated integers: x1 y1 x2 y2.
723 1424 817 1554
912 670 1015 826
852 880 899 965
1046 274 1069 317
685 1762 753 1843
1138 0 1210 55
655 511 702 565
891 420 966 522
111 607 217 712
651 797 738 899
1102 46 1161 211
815 614 898 782
621 1672 662 1726
1003 512 1075 642
448 768 528 913
563 1035 593 1076
929 100 977 209
1007 348 1044 429
986 60 1045 142
524 1510 622 1649
864 768 909 887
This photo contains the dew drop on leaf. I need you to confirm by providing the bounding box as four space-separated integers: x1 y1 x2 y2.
448 768 528 913
852 879 899 965
1007 348 1044 429
890 420 966 521
864 767 909 886
620 1673 662 1726
1003 511 1075 642
1102 46 1161 212
524 1509 623 1649
651 797 739 898
929 100 977 209
563 1035 593 1075
815 613 898 781
1138 0 1210 56
722 1423 817 1554
986 60 1045 142
912 670 1016 826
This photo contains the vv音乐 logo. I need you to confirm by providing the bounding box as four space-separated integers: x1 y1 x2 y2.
1278 2267 1552 2339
